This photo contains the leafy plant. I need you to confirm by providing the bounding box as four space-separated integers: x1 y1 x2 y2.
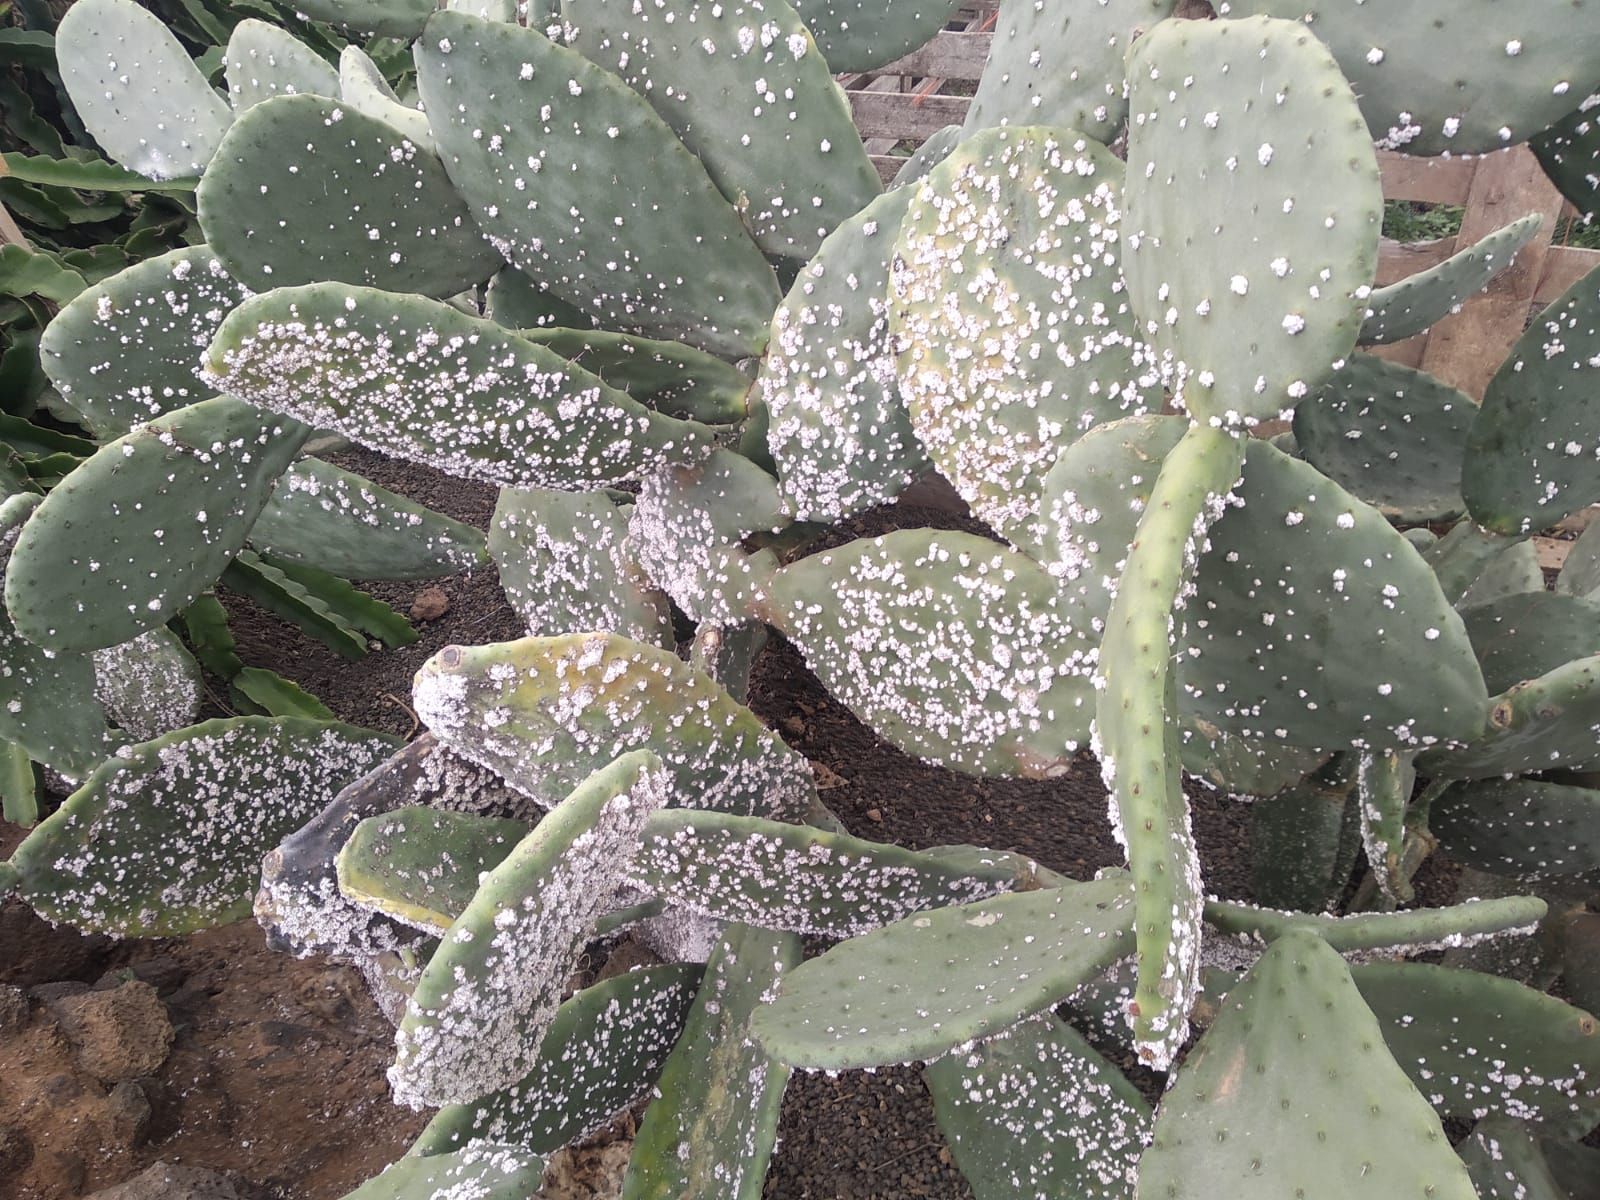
2 1 1600 1199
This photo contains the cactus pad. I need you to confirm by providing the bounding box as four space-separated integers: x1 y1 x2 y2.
1352 961 1600 1137
199 96 501 298
1138 930 1478 1200
340 1144 544 1200
752 876 1135 1069
1360 215 1544 345
390 750 668 1108
1423 655 1600 778
40 245 253 438
961 0 1176 144
622 924 799 1200
922 1014 1150 1200
6 717 396 935
764 529 1098 777
253 457 488 581
1431 777 1600 879
489 487 670 646
759 186 930 522
564 0 881 262
1123 16 1381 425
1461 591 1600 694
223 20 339 112
891 125 1156 537
1533 94 1600 219
205 284 713 491
787 0 961 73
1291 356 1472 523
518 329 752 427
337 46 435 150
5 396 308 652
1222 1 1600 156
1458 539 1545 609
411 633 816 819
1459 1118 1578 1200
1557 517 1600 599
92 628 204 743
1463 265 1600 534
627 810 1016 936
284 0 435 38
413 964 702 1158
414 12 780 358
55 0 233 180
1202 893 1547 956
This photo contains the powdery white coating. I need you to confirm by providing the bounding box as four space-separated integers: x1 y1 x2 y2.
222 19 338 111
759 187 930 522
40 246 252 438
92 629 202 743
205 286 706 491
412 633 815 820
10 718 394 935
340 1141 545 1200
768 531 1097 777
628 450 788 627
626 810 1014 936
490 487 671 647
892 127 1157 537
389 755 669 1109
924 1014 1151 1200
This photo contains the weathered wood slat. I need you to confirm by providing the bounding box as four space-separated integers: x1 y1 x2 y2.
848 90 971 141
1376 152 1478 206
861 30 991 81
1538 244 1600 305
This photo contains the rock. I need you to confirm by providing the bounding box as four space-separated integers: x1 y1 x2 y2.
31 980 91 1004
0 982 28 1034
97 956 187 997
102 1080 152 1150
50 1149 87 1195
86 1162 251 1200
53 981 173 1083
409 586 450 621
0 1123 34 1176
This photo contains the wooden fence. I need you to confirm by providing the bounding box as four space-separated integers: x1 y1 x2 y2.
843 22 1600 404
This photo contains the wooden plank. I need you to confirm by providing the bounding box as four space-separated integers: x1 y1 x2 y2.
861 31 991 81
1417 146 1567 399
870 154 908 185
848 90 971 142
1376 152 1477 206
1376 238 1457 285
1535 244 1600 306
1533 536 1570 572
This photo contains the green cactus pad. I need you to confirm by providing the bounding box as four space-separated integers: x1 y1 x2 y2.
412 964 702 1158
0 740 38 828
1179 439 1488 751
627 810 1015 936
1533 94 1600 219
1462 591 1600 694
1557 518 1600 599
414 12 780 358
1425 522 1526 607
6 717 396 935
1096 423 1244 1070
284 0 435 38
1463 265 1600 534
92 628 204 743
55 0 232 181
764 529 1098 777
752 876 1135 1069
489 487 670 646
891 125 1156 538
1360 215 1544 345
206 284 712 491
1459 539 1546 609
961 0 1176 144
1202 894 1547 955
40 245 253 438
223 20 339 112
518 329 751 427
252 457 488 581
564 0 880 263
1356 749 1415 904
787 0 960 72
1458 1118 1577 1200
922 1014 1150 1200
622 924 799 1200
5 396 309 653
199 95 501 298
1123 16 1381 425
1352 961 1600 1137
889 125 961 190
1184 722 1331 800
1291 356 1472 522
340 1144 544 1200
337 46 435 150
1222 1 1600 156
1431 777 1600 879
630 450 787 627
1138 931 1477 1200
390 750 668 1109
1423 654 1600 778
411 633 816 819
338 807 529 934
1248 766 1358 912
758 186 930 522
484 267 595 331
